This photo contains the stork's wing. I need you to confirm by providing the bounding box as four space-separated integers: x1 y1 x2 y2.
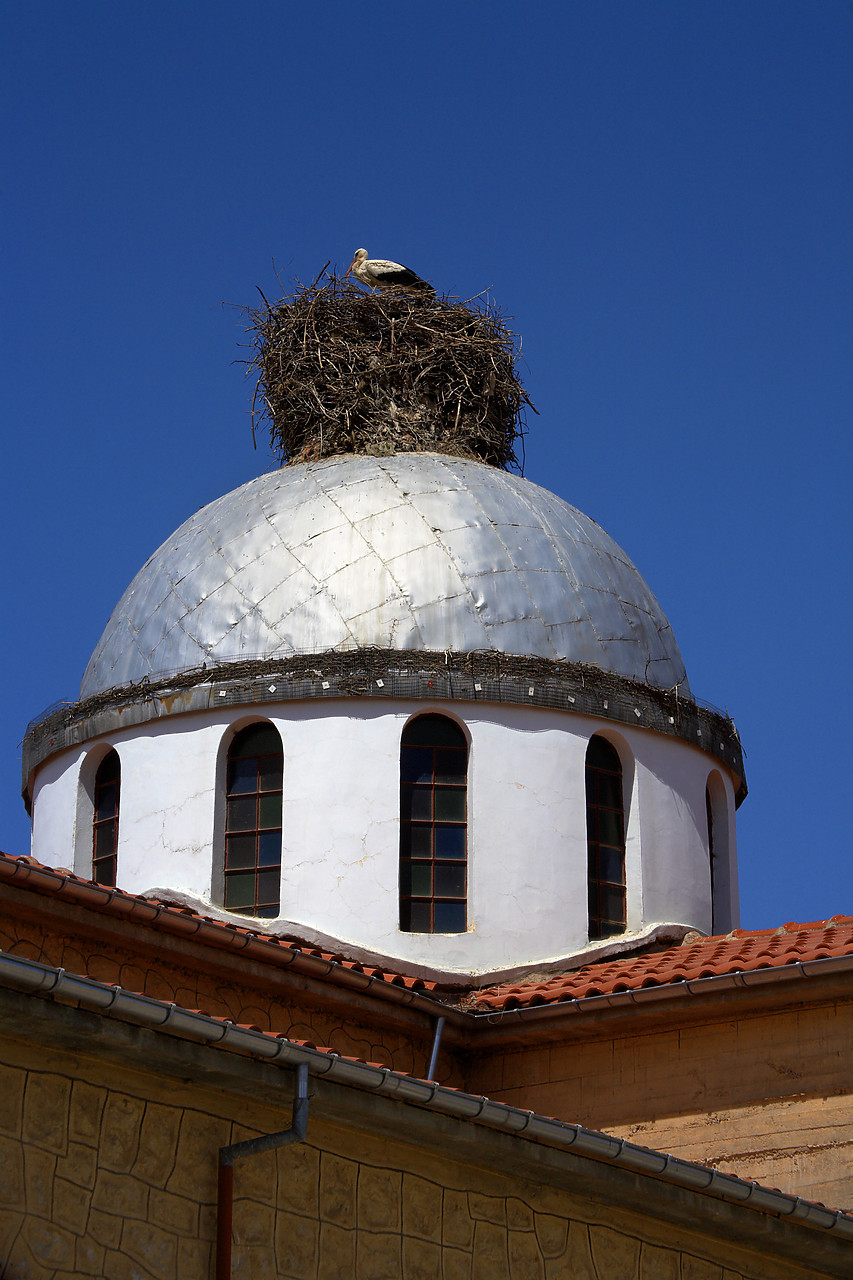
371 261 422 283
367 259 408 274
371 261 431 290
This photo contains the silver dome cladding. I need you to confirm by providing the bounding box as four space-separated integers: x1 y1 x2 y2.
80 453 689 699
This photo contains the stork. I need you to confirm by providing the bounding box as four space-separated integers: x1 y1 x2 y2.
344 248 433 293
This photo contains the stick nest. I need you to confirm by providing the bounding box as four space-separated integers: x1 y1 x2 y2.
247 278 532 469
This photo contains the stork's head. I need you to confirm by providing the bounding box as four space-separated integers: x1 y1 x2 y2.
344 248 368 278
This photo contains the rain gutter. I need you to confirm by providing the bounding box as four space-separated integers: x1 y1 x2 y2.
470 953 853 1031
1 950 851 1245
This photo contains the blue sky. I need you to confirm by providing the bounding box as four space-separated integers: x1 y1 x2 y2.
2 2 850 928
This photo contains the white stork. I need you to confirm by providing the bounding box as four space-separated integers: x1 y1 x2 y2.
344 248 433 292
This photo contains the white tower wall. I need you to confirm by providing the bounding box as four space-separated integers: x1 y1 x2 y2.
30 699 738 979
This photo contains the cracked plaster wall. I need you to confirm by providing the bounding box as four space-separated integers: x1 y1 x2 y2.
29 699 737 974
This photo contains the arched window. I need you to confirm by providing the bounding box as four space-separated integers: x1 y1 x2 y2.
705 771 731 934
399 714 468 934
706 783 716 931
92 750 120 886
586 736 626 939
223 723 283 919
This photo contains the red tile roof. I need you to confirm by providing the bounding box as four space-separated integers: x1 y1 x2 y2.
0 850 436 996
4 852 851 1016
475 918 853 1011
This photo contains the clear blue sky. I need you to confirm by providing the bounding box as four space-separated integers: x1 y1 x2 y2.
2 2 850 928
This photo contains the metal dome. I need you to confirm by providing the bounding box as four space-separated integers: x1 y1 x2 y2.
80 453 689 699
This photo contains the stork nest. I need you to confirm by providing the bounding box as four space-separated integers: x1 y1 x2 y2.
247 277 533 469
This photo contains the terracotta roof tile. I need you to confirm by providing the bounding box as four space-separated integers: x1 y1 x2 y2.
4 851 850 1016
475 920 853 1011
0 850 436 994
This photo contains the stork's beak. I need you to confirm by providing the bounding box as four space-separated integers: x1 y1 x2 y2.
343 261 354 278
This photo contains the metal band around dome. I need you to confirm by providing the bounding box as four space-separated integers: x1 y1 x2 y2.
22 649 745 808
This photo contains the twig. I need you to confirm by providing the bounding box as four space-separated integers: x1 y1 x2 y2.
310 260 331 291
245 278 527 471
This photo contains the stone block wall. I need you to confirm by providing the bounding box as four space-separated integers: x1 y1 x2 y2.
467 1000 853 1212
0 897 453 1085
0 1027 834 1280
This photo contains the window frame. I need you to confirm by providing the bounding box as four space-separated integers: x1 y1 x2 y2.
92 749 120 887
705 782 716 932
586 735 627 940
222 722 283 920
705 770 732 935
399 713 469 935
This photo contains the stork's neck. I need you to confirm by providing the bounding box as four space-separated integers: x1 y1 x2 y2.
348 251 366 284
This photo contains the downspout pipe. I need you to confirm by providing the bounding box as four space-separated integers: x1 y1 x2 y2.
427 1015 445 1080
216 1062 309 1280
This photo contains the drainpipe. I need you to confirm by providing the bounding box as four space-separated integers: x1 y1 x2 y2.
216 1062 310 1280
427 1015 446 1080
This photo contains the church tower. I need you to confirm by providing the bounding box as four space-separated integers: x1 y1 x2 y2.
22 280 745 982
9 276 851 1267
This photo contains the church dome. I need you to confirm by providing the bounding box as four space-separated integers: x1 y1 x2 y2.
80 453 689 700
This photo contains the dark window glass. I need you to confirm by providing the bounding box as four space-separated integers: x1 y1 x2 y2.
258 794 282 829
224 871 255 909
434 827 466 859
227 796 257 831
586 736 627 940
94 824 115 859
401 788 433 823
596 919 626 940
435 788 465 822
435 749 466 783
223 724 283 918
399 715 467 934
228 758 258 795
95 783 118 822
596 845 624 885
401 748 433 784
408 827 431 858
230 723 281 758
410 863 433 895
401 899 432 932
402 716 463 748
258 831 282 866
596 807 623 849
92 751 120 887
434 863 466 897
259 756 283 791
225 834 256 869
599 883 626 919
433 901 467 933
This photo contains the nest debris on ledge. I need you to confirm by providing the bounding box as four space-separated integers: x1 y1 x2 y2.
247 277 534 470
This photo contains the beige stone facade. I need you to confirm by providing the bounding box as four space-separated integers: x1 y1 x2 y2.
0 887 447 1086
1 871 852 1245
0 988 848 1280
466 989 853 1213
